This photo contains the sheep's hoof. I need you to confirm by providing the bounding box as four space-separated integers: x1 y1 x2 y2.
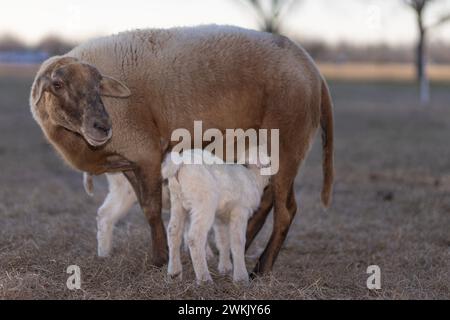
152 255 168 268
249 271 258 280
250 262 266 279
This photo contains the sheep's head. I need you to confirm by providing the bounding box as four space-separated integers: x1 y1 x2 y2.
30 56 131 147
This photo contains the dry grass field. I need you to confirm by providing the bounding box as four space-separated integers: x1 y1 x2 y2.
0 65 449 299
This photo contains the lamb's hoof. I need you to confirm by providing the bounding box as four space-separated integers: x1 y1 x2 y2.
168 272 183 282
218 264 232 275
196 275 213 285
233 273 250 284
97 247 111 258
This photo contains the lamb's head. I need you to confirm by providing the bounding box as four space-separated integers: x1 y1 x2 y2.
239 146 272 189
30 56 131 147
238 146 270 168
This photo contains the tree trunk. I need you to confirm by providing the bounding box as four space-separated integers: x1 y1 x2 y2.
416 19 430 105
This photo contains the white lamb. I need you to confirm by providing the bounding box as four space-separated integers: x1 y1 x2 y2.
164 148 271 283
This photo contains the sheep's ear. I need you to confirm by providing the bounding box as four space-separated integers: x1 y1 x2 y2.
100 76 131 98
31 75 51 105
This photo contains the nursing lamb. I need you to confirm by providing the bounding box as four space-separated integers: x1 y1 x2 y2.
164 149 270 283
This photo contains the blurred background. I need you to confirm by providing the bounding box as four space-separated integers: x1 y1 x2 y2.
1 0 450 103
0 0 449 299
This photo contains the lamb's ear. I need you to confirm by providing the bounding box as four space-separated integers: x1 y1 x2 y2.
31 75 51 105
100 76 131 98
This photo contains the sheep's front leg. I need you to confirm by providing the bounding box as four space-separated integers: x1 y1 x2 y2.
187 208 215 284
213 220 232 275
167 197 187 280
229 208 250 283
124 164 168 267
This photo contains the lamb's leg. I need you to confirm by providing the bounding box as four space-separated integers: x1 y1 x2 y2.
229 208 250 283
182 223 189 253
205 242 214 260
187 207 215 284
167 199 187 280
213 220 232 275
183 223 214 260
97 175 136 257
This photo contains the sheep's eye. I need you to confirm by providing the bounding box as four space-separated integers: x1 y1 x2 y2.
52 81 63 90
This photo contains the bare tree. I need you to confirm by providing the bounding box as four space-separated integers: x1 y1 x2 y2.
242 0 301 34
405 0 450 105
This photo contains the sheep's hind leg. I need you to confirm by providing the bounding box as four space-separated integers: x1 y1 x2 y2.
253 181 298 276
246 185 273 251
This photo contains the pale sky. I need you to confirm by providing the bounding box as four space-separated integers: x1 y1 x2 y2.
1 0 450 46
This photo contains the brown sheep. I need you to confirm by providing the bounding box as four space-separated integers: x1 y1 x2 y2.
29 25 334 274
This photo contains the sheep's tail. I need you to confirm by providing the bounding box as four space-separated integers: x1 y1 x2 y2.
320 78 334 208
161 153 182 180
83 172 94 197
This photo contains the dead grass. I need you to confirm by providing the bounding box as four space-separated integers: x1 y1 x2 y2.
0 74 449 299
